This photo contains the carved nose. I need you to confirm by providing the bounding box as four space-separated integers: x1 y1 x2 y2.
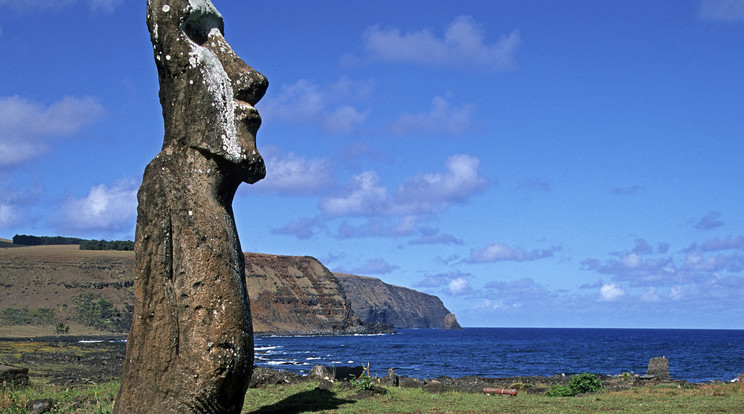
205 31 268 106
232 66 268 106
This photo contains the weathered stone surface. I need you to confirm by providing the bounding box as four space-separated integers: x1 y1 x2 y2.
335 273 461 329
444 312 462 330
647 357 670 380
308 364 333 381
115 1 267 413
26 399 54 414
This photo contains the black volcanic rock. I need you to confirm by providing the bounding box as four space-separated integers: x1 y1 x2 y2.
335 273 461 329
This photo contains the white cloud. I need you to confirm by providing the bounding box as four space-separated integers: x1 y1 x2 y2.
322 154 488 217
700 0 744 21
640 287 661 303
323 106 369 134
322 171 389 216
251 148 334 195
395 154 488 212
362 16 520 70
57 180 137 235
260 77 371 134
0 95 103 168
391 96 476 136
467 242 559 263
599 283 625 301
446 277 470 296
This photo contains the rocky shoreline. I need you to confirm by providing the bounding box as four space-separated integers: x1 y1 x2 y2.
1 335 687 395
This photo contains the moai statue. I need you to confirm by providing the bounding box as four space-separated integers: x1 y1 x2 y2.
114 1 267 412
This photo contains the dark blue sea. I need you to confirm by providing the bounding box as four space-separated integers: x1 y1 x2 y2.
254 328 744 383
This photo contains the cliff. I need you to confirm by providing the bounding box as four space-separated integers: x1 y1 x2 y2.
0 245 456 335
335 273 461 330
243 253 370 334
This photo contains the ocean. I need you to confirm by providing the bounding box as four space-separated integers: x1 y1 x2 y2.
254 328 744 383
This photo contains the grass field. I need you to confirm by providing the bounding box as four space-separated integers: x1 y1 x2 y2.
2 379 744 413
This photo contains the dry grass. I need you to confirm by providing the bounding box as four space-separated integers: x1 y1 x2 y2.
0 244 133 258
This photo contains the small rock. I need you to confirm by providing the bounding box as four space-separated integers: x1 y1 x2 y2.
309 365 332 381
26 398 54 414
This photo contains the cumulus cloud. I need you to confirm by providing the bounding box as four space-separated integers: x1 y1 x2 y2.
395 154 488 212
250 148 334 195
260 77 371 134
700 0 744 21
446 277 471 296
391 96 476 136
414 270 471 289
599 283 625 301
0 95 103 168
56 180 137 235
692 211 724 230
466 242 559 263
322 154 488 217
361 16 521 70
322 171 389 216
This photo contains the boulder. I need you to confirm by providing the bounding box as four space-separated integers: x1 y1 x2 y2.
647 357 670 380
308 364 333 381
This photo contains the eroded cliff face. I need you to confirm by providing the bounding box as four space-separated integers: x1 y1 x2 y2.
334 273 461 330
243 253 365 334
0 246 456 335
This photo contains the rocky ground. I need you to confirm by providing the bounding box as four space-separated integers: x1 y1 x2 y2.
1 336 680 395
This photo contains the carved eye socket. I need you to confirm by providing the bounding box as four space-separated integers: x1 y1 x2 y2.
182 7 224 45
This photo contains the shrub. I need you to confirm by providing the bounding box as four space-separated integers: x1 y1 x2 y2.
1 308 30 325
350 364 377 391
546 372 603 397
73 293 122 332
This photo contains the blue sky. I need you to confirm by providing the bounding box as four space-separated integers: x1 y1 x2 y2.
1 0 743 329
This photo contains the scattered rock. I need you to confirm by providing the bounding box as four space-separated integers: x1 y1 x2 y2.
250 367 304 388
647 357 670 380
26 399 54 414
309 364 333 381
381 368 399 386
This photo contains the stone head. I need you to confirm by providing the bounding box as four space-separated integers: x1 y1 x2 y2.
146 0 267 184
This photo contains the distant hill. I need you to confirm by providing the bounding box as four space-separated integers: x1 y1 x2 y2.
335 273 461 330
0 245 458 336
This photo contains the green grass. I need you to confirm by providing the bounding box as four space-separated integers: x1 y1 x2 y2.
3 380 744 413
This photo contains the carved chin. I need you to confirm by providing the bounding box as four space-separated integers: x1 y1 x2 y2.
235 155 266 184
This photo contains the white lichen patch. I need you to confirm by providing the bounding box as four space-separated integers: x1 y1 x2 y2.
162 4 170 12
186 29 247 163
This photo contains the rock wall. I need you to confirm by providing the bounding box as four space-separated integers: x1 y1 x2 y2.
243 253 366 334
0 246 458 334
335 273 461 330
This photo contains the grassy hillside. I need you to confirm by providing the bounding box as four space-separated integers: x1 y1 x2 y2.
0 245 134 337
